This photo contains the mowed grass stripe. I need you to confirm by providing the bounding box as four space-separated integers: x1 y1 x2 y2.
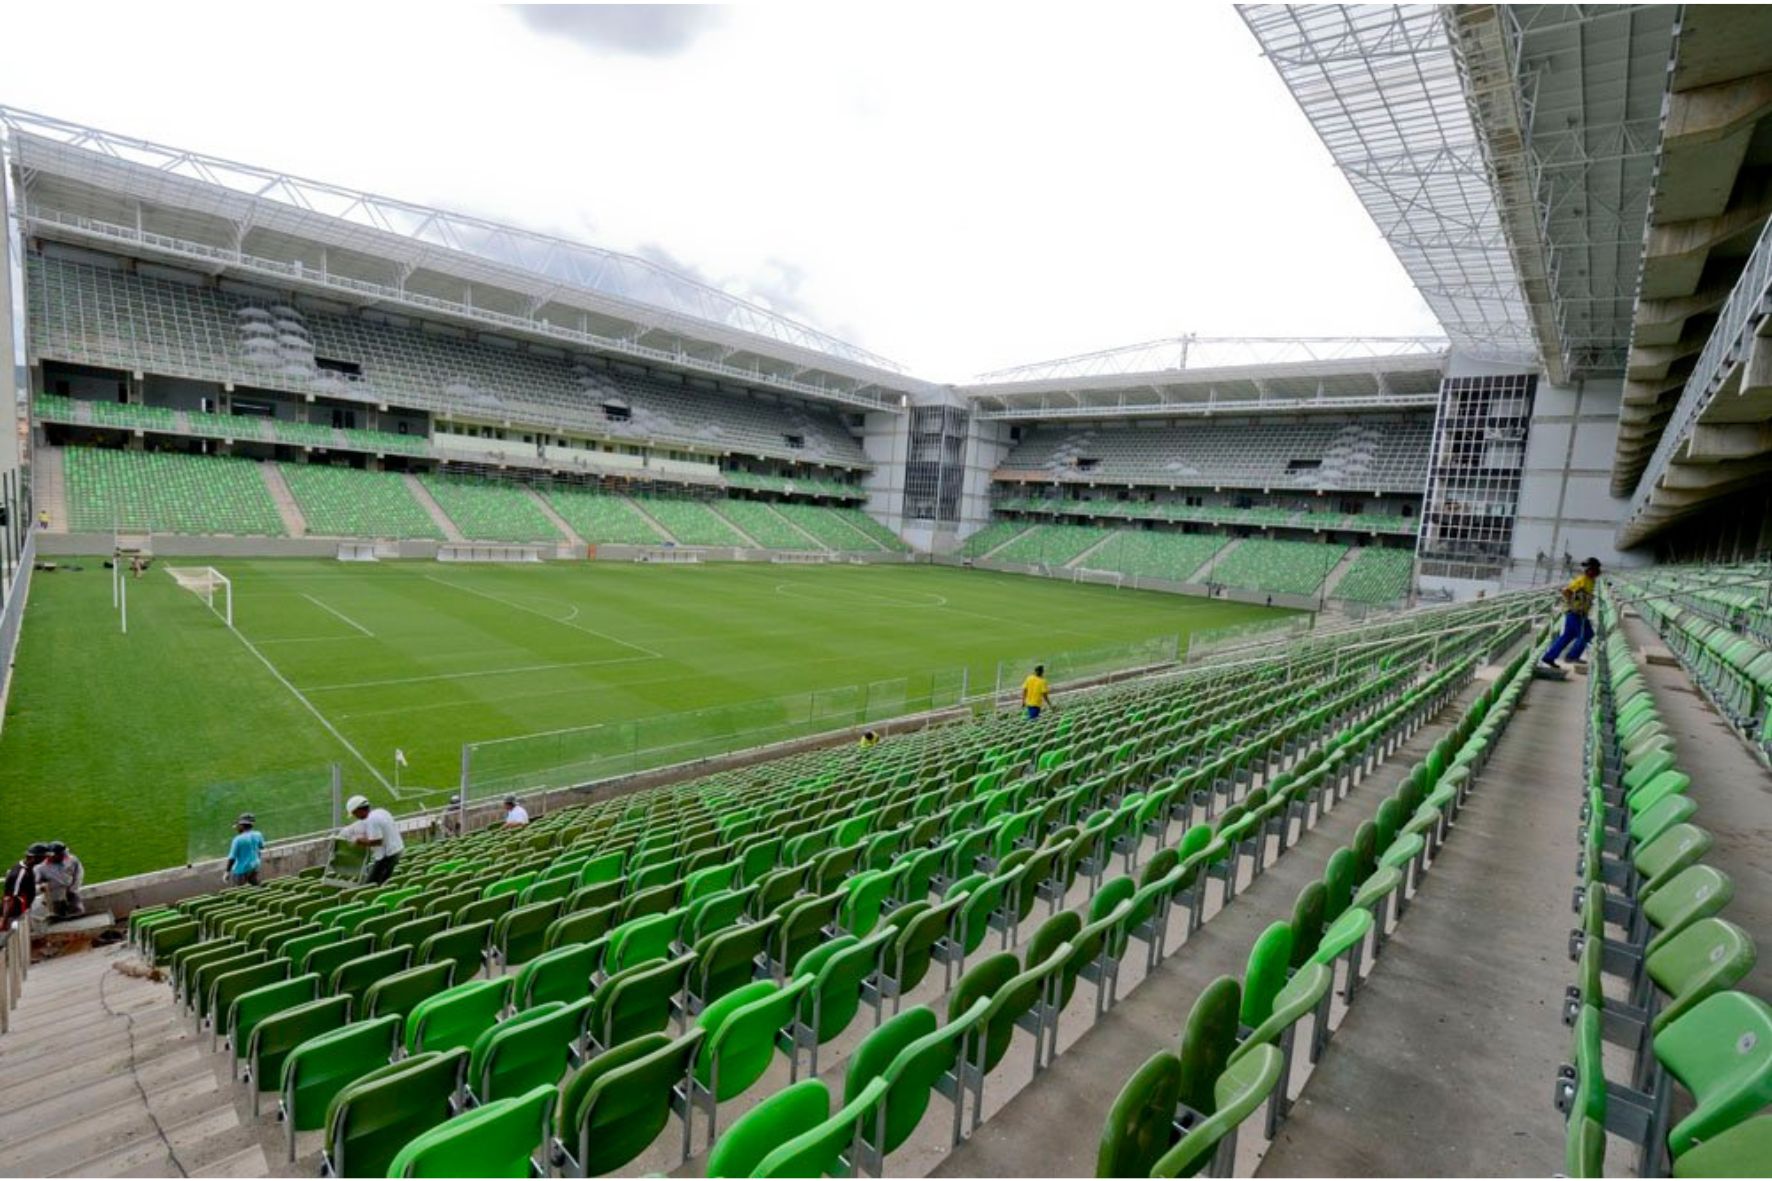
0 560 1293 881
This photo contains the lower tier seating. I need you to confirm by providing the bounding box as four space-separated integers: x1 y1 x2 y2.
279 464 444 541
959 521 1033 558
1212 539 1348 596
1083 530 1226 584
718 499 819 550
63 445 286 536
639 497 747 547
1329 548 1415 605
419 475 562 544
990 524 1111 567
542 488 661 545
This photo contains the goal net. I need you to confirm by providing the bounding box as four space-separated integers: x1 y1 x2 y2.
166 566 234 627
1072 567 1125 589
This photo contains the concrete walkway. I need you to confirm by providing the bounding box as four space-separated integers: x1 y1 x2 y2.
1256 663 1582 1176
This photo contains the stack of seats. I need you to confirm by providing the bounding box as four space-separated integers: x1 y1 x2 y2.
1553 584 1769 1177
123 594 1541 1177
1329 548 1415 605
716 500 816 550
1083 530 1226 584
1098 639 1539 1176
1212 540 1347 596
639 497 747 547
279 465 445 541
63 446 286 536
420 475 561 543
542 488 661 545
990 524 1111 567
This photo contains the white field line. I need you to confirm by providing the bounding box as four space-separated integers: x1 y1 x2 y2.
303 654 656 693
225 625 398 796
422 574 664 659
302 593 374 637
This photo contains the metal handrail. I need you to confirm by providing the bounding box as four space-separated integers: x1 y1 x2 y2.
0 914 29 1035
1629 213 1772 521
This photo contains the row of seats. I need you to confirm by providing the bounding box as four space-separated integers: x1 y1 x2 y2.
993 496 1419 538
717 500 818 550
419 475 563 544
638 497 747 547
122 594 1539 1176
989 524 1112 567
63 445 286 536
543 487 662 546
726 471 863 500
1081 531 1227 585
959 521 1032 559
1554 586 1769 1177
1632 567 1772 761
279 465 445 541
1099 636 1538 1175
39 393 431 456
1208 539 1347 597
1328 548 1415 605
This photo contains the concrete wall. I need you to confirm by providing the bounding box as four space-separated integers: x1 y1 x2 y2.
861 409 909 533
957 416 1014 550
1 157 19 479
1511 377 1651 574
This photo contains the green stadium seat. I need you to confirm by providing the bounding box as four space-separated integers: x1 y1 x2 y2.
321 1048 468 1178
553 1029 705 1175
278 1014 402 1160
388 1083 555 1178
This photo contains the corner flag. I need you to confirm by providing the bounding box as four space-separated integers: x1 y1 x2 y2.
395 749 408 767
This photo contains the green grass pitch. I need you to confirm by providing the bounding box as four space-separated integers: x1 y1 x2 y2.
0 559 1294 882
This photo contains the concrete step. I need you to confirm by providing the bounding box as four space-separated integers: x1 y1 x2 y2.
764 502 831 552
258 465 307 538
403 474 465 542
706 501 761 548
32 443 68 533
622 497 677 543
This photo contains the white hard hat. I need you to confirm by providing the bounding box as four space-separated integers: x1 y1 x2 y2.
345 795 370 813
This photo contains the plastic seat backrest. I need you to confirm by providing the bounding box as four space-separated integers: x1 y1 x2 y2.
1289 881 1326 968
1176 974 1242 1116
698 977 811 1100
282 1013 401 1131
1096 1050 1184 1178
705 1077 830 1179
470 1000 577 1101
1653 990 1772 1158
365 961 455 1021
406 976 514 1055
325 1047 467 1179
559 1030 704 1175
1646 918 1757 1033
1239 921 1294 1030
389 1082 554 1178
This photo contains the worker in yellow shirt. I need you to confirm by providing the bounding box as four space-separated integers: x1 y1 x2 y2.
1541 557 1601 670
1022 664 1053 720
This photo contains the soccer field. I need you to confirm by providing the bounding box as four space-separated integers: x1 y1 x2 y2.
0 559 1295 881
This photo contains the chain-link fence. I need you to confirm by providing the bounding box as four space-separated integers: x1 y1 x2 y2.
989 635 1180 703
186 766 341 866
461 668 977 802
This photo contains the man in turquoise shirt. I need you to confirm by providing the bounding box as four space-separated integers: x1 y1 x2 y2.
225 814 264 886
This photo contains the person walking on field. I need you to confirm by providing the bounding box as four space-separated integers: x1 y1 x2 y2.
225 813 264 886
1022 664 1054 720
344 795 405 884
1542 557 1602 670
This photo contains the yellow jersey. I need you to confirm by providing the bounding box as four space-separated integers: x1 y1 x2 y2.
1022 674 1050 708
1563 573 1595 616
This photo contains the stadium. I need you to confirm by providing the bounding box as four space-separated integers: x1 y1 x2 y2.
0 4 1767 1178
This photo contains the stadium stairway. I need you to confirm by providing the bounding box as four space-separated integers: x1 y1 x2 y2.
258 466 308 539
1062 531 1119 571
33 444 67 533
1253 660 1582 1175
522 487 586 548
765 502 833 552
926 668 1503 1178
402 474 465 543
1199 537 1246 583
1318 547 1365 601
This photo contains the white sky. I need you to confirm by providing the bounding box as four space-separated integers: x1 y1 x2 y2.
3 3 1442 382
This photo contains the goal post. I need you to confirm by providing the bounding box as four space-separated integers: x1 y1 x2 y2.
166 565 234 627
1072 567 1125 589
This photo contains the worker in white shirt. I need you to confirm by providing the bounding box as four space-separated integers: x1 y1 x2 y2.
502 796 529 828
343 795 405 884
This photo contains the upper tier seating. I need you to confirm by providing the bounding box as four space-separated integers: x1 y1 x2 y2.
1082 530 1226 584
419 475 561 543
122 594 1538 1179
279 464 445 541
995 496 1419 537
28 253 867 467
86 400 179 433
997 418 1433 494
1211 539 1348 596
724 471 863 500
714 500 810 550
542 489 661 545
638 497 746 547
63 445 286 536
1330 548 1415 605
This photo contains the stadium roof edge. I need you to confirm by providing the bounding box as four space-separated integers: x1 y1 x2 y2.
0 105 935 413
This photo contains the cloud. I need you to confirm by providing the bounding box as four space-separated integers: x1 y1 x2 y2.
511 5 724 57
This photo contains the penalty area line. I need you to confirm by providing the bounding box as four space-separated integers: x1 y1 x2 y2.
302 593 375 637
